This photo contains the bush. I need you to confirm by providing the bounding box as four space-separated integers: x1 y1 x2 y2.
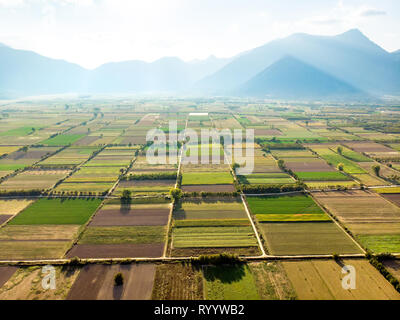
114 272 124 286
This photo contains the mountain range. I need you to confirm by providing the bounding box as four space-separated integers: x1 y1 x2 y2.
0 29 399 100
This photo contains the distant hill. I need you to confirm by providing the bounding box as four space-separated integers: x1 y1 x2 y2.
0 44 87 98
87 56 231 93
393 50 400 62
197 29 400 96
0 44 231 97
239 56 363 100
1 29 399 99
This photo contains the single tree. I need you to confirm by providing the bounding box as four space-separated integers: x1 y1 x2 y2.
372 165 381 177
114 272 124 286
337 163 344 171
170 188 182 201
121 189 132 203
337 146 343 155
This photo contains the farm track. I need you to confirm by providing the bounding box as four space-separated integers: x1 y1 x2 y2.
209 115 266 257
0 253 371 266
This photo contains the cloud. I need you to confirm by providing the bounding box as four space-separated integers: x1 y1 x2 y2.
360 9 386 17
0 0 24 7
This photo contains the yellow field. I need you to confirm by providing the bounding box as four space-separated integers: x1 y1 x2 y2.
282 259 400 300
0 199 33 215
0 146 20 157
0 266 80 300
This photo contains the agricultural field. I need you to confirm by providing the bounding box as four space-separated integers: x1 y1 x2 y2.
170 197 260 256
313 190 400 253
246 194 361 254
1 99 400 301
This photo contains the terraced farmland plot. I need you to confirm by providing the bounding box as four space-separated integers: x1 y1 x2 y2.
0 199 33 226
246 194 329 222
67 264 156 300
0 266 81 300
9 198 101 225
181 172 233 185
171 197 259 256
41 134 86 146
89 202 171 226
0 146 59 171
283 259 400 300
115 179 174 196
0 146 20 157
69 226 166 258
335 146 371 162
295 171 350 181
152 263 204 300
65 166 122 183
238 173 295 185
38 146 100 167
0 169 70 191
55 181 114 194
345 142 400 161
130 155 178 172
259 222 361 255
203 265 260 300
313 190 400 253
173 198 248 220
309 147 366 174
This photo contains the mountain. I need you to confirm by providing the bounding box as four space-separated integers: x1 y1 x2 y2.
197 29 400 96
239 56 363 99
0 44 87 98
393 50 400 62
0 44 231 96
87 56 231 93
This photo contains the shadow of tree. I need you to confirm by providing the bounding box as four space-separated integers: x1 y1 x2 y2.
203 264 246 284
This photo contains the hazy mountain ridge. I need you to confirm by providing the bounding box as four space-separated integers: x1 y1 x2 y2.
0 29 399 99
196 29 400 96
238 56 364 99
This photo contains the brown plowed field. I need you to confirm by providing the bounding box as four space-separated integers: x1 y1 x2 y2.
381 194 400 207
0 266 17 288
0 215 12 225
66 243 164 259
89 208 170 226
73 136 100 146
345 142 394 153
67 263 156 300
254 129 282 136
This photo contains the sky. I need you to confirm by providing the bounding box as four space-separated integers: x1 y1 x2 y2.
0 0 399 69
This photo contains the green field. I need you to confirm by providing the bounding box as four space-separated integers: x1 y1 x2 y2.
357 234 400 253
260 222 362 255
9 198 101 225
204 265 260 300
172 226 258 248
311 148 366 174
295 171 351 181
41 134 85 146
182 172 233 185
174 199 247 220
247 195 324 215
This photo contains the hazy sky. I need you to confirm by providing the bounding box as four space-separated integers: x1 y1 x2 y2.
0 0 399 69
